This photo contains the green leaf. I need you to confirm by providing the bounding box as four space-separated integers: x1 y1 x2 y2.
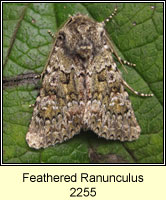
3 3 163 163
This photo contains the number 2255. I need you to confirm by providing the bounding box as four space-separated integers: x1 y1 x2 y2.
70 187 96 197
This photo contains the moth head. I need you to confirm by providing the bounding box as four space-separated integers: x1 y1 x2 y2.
56 14 106 60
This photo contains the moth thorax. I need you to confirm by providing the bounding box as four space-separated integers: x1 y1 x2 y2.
76 39 93 59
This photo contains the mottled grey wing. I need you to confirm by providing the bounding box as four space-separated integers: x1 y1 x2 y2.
26 49 84 149
85 50 141 141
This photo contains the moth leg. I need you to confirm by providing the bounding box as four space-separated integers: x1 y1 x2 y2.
122 79 153 97
29 104 35 108
104 7 135 68
103 7 118 24
116 56 136 67
48 30 56 39
34 74 41 79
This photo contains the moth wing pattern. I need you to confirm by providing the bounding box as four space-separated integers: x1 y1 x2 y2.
26 42 84 149
84 48 141 141
26 12 152 149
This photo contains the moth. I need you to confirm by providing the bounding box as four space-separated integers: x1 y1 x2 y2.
26 8 153 149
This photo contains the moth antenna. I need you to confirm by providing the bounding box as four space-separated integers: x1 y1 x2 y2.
48 30 56 39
